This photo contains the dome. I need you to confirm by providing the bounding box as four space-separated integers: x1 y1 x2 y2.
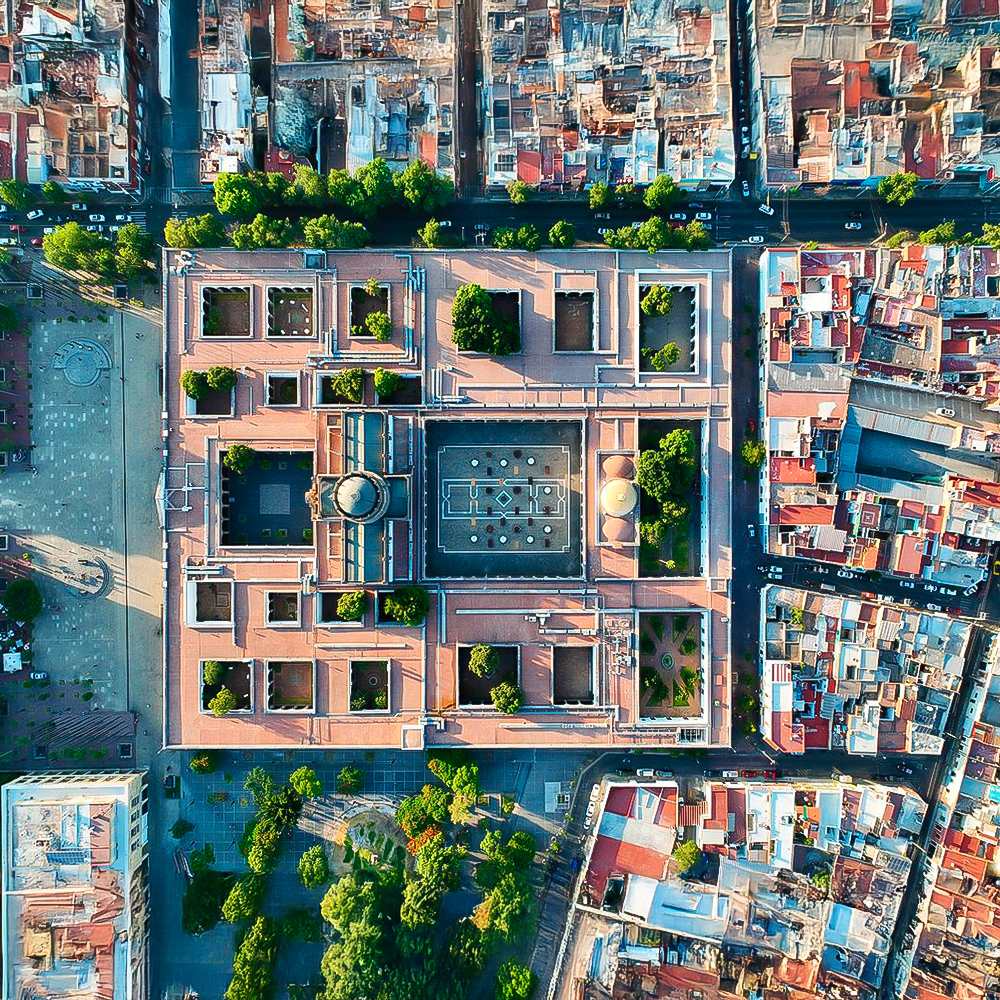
601 517 633 543
602 454 636 479
335 474 379 519
600 478 638 518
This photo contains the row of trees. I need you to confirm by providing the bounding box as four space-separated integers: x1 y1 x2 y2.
165 211 371 251
883 220 1000 250
604 217 711 253
214 160 454 221
42 222 153 279
0 178 67 210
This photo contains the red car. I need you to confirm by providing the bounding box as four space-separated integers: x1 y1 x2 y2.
29 237 41 246
8 224 21 232
763 769 781 779
746 417 757 434
740 769 758 778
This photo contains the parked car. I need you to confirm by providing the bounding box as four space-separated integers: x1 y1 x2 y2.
848 210 864 220
114 214 133 223
29 671 48 681
597 228 612 236
740 769 758 778
88 214 105 222
85 224 100 232
900 581 915 589
763 770 781 779
437 220 452 228
845 221 863 230
741 180 750 197
26 209 43 220
636 768 656 778
0 205 8 214
8 224 21 232
694 212 711 221
747 235 765 244
594 212 610 220
747 523 756 538
43 226 54 235
71 202 87 211
29 237 41 246
722 770 738 779
758 204 775 216
836 569 856 579
137 41 148 60
926 603 942 611
935 406 956 417
668 213 686 221
135 103 145 120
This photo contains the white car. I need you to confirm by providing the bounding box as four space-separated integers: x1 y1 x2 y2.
71 203 87 211
758 204 775 216
437 220 452 228
597 228 612 236
135 103 144 120
741 181 750 197
26 209 43 220
748 235 765 244
926 603 942 612
594 212 611 220
747 523 756 538
85 224 100 232
114 214 133 222
935 406 956 417
845 221 862 230
0 205 7 214
88 214 105 222
668 213 686 221
900 581 915 589
836 570 856 579
694 212 711 221
43 226 54 234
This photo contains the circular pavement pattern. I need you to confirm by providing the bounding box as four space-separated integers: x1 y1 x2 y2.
52 339 112 387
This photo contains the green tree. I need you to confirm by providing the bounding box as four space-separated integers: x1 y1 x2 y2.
336 590 368 621
884 230 914 248
395 159 455 212
214 173 262 218
302 214 369 249
877 171 919 206
419 218 446 248
495 961 538 1000
373 367 403 399
351 158 396 218
982 223 1000 250
642 343 681 371
644 174 681 211
382 585 430 626
588 182 611 210
208 687 238 717
205 366 237 393
223 444 255 474
448 920 488 979
164 214 226 248
336 764 364 795
202 659 224 686
290 766 322 799
637 429 696 507
401 833 460 928
506 179 532 205
681 219 711 250
615 183 638 205
468 643 499 678
0 179 32 209
225 916 278 1000
396 784 452 837
672 840 702 873
477 871 534 941
451 283 520 355
741 438 766 470
171 818 195 839
287 164 328 207
365 311 392 342
0 304 15 331
41 180 65 203
326 169 360 208
811 866 832 893
258 785 304 829
491 681 523 715
280 906 324 942
182 862 235 935
640 285 674 316
2 579 42 621
548 220 575 248
42 223 111 272
189 751 218 775
298 844 331 888
114 223 153 277
231 213 293 250
635 216 671 253
222 873 266 922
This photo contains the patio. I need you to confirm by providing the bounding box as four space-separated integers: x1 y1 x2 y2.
268 288 314 338
350 660 389 712
220 450 314 547
638 612 703 720
458 644 519 706
267 660 314 711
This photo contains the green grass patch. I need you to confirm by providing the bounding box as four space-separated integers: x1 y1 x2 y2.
649 616 665 640
641 666 670 707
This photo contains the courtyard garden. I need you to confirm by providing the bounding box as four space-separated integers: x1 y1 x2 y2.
200 659 252 716
458 644 522 713
638 612 703 719
638 284 696 374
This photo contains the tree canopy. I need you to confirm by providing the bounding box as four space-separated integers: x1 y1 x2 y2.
164 214 226 248
548 220 575 248
43 223 112 274
643 174 681 211
451 284 521 355
2 578 42 621
877 171 919 206
672 840 702 874
395 160 454 212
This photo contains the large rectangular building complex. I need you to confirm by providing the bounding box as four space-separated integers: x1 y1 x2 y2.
162 248 734 750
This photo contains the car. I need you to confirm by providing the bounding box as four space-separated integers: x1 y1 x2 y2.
8 224 21 232
474 223 489 231
29 237 41 246
965 585 978 597
437 220 452 228
597 228 612 236
694 211 711 221
689 202 704 209
654 770 674 779
109 225 121 234
0 205 7 214
741 149 750 160
740 769 758 778
741 125 749 135
758 204 775 216
861 591 876 599
71 202 87 211
29 671 48 681
88 214 105 223
668 213 686 221
748 235 765 244
848 210 864 220
763 770 781 779
722 770 738 779
898 766 914 776
926 603 942 611
85 224 100 232
747 523 756 538
114 214 133 223
43 226 54 235
845 222 863 230
812 565 829 574
836 569 856 579
137 41 148 60
741 180 750 197
594 212 610 220
924 584 939 593
636 768 656 778
26 209 43 220
935 406 956 417
994 560 1000 576
900 580 915 589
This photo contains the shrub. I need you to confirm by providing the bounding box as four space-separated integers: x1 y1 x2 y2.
180 370 209 400
225 916 278 1000
331 368 365 403
336 591 367 622
468 643 499 677
336 764 363 795
2 578 42 621
640 285 674 316
202 660 224 686
289 766 322 799
365 311 391 342
42 180 66 203
419 218 445 247
206 365 238 392
588 182 611 210
382 586 430 626
171 818 195 839
189 751 218 775
495 960 538 1000
374 689 388 710
297 844 331 888
208 687 238 717
182 864 234 936
506 179 532 204
642 343 681 371
548 220 575 248
679 637 698 656
491 681 523 715
372 367 403 399
223 444 255 474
